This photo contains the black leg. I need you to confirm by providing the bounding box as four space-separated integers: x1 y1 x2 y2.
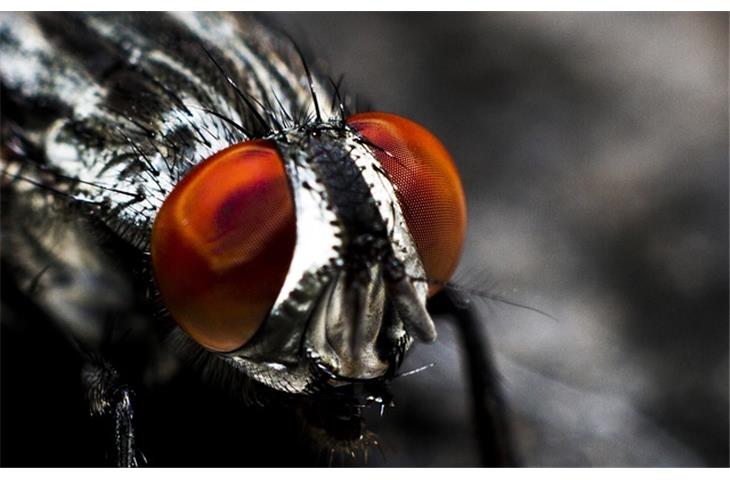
82 362 140 467
113 388 138 467
429 289 517 467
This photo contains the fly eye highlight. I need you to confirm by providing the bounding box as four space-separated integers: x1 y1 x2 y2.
347 112 467 295
151 140 296 352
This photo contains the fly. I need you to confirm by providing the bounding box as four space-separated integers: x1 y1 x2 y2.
0 12 514 466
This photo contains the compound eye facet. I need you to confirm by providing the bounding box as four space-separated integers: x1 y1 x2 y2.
151 140 296 352
347 112 467 295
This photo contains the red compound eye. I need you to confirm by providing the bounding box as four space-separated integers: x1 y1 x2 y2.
151 140 296 352
347 112 466 295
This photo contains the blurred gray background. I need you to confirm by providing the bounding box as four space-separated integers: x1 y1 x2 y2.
271 12 728 467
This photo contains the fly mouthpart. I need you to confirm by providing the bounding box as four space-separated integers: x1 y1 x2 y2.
303 254 437 387
305 264 391 381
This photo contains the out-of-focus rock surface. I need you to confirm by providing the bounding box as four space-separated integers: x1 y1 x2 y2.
272 12 729 467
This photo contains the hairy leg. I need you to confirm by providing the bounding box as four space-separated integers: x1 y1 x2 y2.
429 288 517 466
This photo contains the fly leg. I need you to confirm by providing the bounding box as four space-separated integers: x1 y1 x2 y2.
428 288 517 467
82 361 139 467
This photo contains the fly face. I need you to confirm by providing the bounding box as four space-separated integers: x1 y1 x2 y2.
152 117 467 398
246 124 421 386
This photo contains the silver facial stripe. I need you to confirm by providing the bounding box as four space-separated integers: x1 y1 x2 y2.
344 136 429 299
224 128 345 392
